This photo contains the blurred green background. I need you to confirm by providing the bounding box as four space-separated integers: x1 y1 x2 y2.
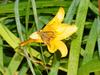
0 0 100 75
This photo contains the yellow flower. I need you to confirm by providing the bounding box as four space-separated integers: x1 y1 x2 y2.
20 7 77 57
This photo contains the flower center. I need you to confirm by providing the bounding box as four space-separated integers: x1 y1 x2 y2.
37 30 55 45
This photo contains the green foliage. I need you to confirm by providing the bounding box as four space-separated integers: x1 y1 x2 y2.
0 0 99 75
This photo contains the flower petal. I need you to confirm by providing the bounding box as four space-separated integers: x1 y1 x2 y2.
55 24 77 40
29 31 43 42
47 40 68 57
43 7 65 31
47 39 57 53
55 41 68 57
20 38 39 46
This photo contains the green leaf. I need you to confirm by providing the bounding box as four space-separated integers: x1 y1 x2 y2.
64 0 80 23
18 63 28 75
0 23 20 49
0 1 70 15
0 37 4 74
49 52 60 75
78 58 100 75
0 63 4 74
89 2 99 15
0 23 41 75
97 17 100 58
0 37 3 68
82 18 97 65
68 0 90 75
5 53 23 75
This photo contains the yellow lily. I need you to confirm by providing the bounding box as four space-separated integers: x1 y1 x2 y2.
20 7 77 57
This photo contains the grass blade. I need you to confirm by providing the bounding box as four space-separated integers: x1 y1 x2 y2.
0 23 40 58
5 53 23 75
14 0 23 41
31 0 39 30
0 37 4 74
0 23 20 49
67 0 90 75
97 17 100 57
31 0 49 74
78 58 100 75
25 0 31 38
82 18 97 65
0 37 3 67
49 53 60 75
89 2 99 15
14 0 36 75
18 63 28 75
64 0 80 23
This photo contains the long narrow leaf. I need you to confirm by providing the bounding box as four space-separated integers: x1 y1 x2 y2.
89 2 99 15
0 37 3 67
15 0 36 74
5 53 23 75
0 37 4 74
18 63 28 75
49 53 60 75
68 0 90 75
82 18 97 65
64 0 80 23
78 58 100 75
97 17 100 57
